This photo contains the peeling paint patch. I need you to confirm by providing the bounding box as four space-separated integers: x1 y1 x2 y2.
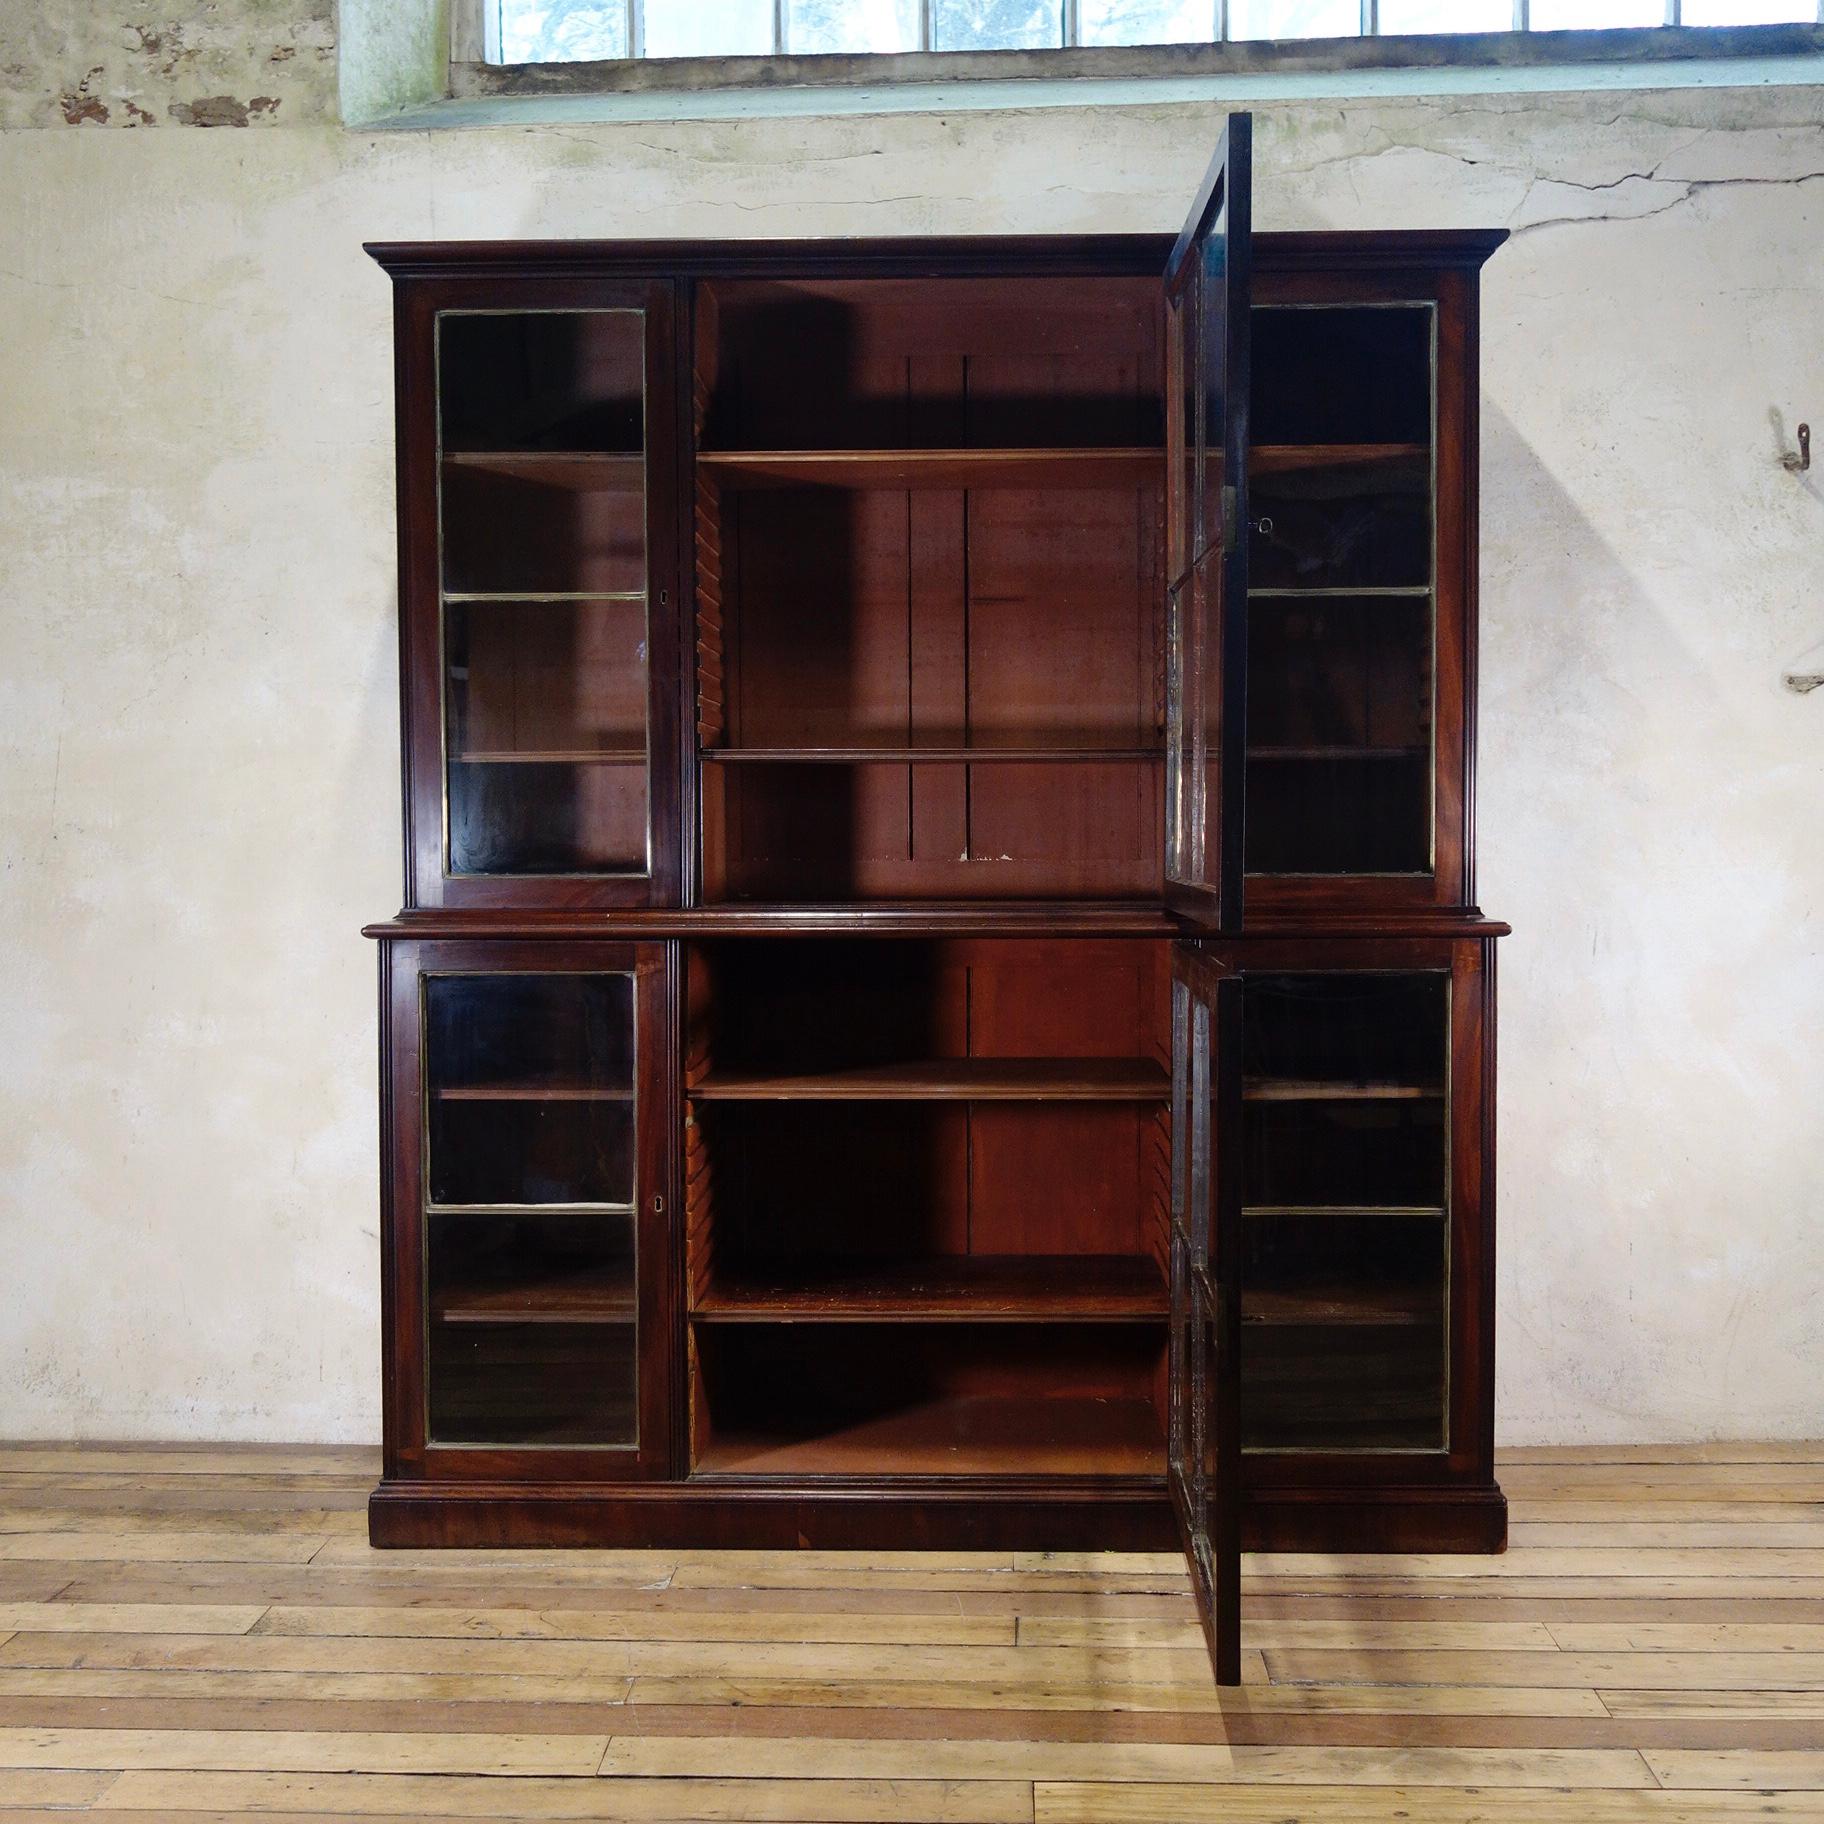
168 94 250 128
57 63 108 125
1 2 335 128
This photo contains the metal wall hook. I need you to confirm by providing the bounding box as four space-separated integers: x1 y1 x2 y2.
1781 422 1810 474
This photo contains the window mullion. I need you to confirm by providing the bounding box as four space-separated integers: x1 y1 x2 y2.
1064 0 1080 48
629 0 642 58
1363 0 1378 36
775 0 786 54
920 0 933 52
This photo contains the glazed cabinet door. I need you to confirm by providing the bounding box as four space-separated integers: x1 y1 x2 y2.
381 940 676 1481
1226 939 1497 1533
1243 264 1479 911
1168 943 1243 1684
1165 114 1254 935
393 275 684 909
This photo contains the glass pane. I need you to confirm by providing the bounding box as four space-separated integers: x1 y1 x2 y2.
643 0 775 56
437 310 652 880
430 1323 637 1444
1190 1000 1211 1266
1166 283 1196 587
1682 0 1815 19
1377 0 1510 28
1165 281 1197 886
1229 0 1361 36
446 600 650 876
787 0 922 50
428 1212 637 1445
1187 1291 1208 1510
1183 563 1211 881
931 0 1065 49
440 311 644 454
1245 596 1433 875
1196 235 1231 568
1168 1233 1190 1477
1528 0 1660 22
1080 0 1214 44
1239 972 1449 1453
1168 978 1192 1488
424 974 636 1208
499 1 629 62
1247 308 1430 598
1174 984 1189 1240
1252 305 1431 445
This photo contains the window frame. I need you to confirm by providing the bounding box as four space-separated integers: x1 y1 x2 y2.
455 3 1824 91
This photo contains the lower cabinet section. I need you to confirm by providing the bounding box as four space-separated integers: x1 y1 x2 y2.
373 930 1502 1559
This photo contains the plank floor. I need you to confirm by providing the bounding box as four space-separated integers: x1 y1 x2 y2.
0 1442 1821 1819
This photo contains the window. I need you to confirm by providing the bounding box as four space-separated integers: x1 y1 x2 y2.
486 0 1824 63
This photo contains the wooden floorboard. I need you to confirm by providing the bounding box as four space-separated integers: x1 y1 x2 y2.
0 1443 1818 1818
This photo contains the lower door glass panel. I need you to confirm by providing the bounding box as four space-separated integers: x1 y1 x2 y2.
1239 971 1448 1452
422 972 638 1449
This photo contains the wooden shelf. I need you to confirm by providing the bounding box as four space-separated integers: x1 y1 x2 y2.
693 1393 1165 1479
450 749 645 765
443 591 646 605
1243 1078 1443 1103
694 1255 1167 1325
1248 745 1427 761
701 746 1163 765
1253 442 1428 474
434 1270 636 1327
697 443 1425 492
1243 1204 1446 1220
690 1058 1171 1103
443 452 644 490
697 447 1163 491
1250 585 1430 600
1244 1285 1439 1328
434 1082 635 1103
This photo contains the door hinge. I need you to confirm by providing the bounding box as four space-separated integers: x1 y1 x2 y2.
1221 484 1238 552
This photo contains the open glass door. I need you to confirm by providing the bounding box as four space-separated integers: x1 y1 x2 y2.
1169 942 1243 1685
1165 114 1254 934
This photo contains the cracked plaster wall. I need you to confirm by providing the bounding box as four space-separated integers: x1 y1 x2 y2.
0 1 334 129
0 50 1820 1442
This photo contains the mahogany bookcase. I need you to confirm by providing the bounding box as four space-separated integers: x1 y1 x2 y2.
363 115 1508 1683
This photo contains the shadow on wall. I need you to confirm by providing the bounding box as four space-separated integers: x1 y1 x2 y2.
1476 397 1824 1441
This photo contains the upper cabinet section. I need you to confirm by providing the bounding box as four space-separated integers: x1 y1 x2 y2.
369 225 1498 920
382 272 682 909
